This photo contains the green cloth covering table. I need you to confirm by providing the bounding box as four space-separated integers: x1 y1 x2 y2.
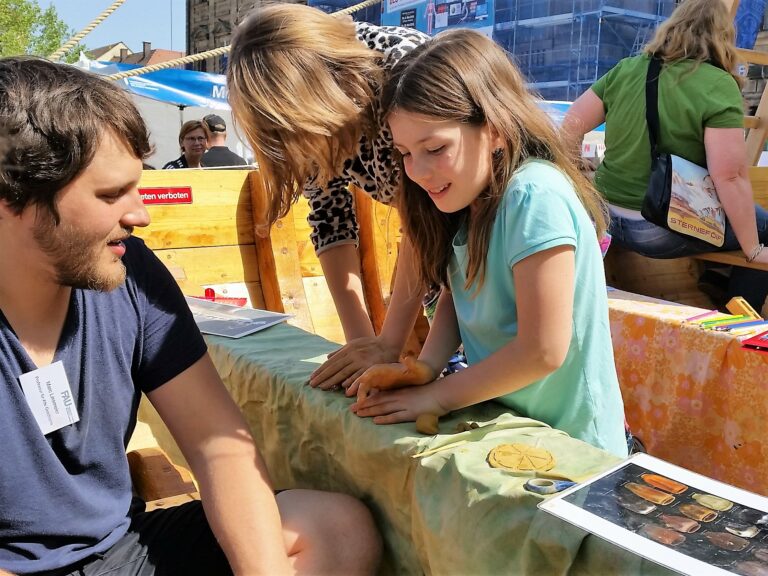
137 322 674 575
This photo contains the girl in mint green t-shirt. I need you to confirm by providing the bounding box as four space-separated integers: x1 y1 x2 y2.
346 29 628 457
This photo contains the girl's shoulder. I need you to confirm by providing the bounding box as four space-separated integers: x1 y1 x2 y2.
355 22 430 69
508 159 573 193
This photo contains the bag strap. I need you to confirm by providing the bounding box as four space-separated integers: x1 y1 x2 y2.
645 56 663 158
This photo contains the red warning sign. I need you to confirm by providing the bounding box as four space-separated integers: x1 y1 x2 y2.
140 186 193 205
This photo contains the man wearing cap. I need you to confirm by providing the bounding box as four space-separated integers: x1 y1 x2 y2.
201 114 249 168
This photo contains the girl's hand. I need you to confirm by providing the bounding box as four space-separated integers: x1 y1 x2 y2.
346 355 437 402
350 384 448 425
309 336 399 391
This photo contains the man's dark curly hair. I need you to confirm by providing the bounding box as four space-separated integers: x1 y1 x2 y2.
0 57 151 222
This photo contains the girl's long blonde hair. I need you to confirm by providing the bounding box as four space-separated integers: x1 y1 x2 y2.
382 29 607 291
227 3 383 222
644 0 742 87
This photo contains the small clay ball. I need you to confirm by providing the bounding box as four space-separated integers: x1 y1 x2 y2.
416 413 440 435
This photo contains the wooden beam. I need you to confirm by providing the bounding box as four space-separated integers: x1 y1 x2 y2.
248 172 315 332
746 85 768 165
353 187 387 334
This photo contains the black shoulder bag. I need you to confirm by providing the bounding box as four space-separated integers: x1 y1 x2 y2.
641 57 726 247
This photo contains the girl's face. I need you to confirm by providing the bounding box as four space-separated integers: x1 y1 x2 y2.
389 109 500 213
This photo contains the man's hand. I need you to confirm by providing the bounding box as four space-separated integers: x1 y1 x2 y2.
347 355 436 402
309 336 399 391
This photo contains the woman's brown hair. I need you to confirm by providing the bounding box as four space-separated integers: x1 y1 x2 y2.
227 3 383 223
644 0 743 87
382 29 607 291
177 120 206 152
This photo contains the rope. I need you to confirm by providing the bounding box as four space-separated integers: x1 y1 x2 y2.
50 0 128 62
106 0 383 81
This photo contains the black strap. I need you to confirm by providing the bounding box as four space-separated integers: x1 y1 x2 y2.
645 56 663 158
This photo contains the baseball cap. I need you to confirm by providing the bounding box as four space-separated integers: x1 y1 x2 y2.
203 114 227 133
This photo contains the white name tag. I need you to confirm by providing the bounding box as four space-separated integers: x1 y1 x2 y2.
19 361 80 435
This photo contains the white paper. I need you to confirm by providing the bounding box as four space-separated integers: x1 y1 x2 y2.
540 454 768 576
19 361 80 435
185 297 291 339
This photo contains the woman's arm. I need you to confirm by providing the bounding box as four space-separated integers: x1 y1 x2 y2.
705 127 768 264
352 246 575 423
561 89 606 155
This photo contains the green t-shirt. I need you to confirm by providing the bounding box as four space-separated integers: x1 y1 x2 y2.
591 54 744 210
448 160 628 458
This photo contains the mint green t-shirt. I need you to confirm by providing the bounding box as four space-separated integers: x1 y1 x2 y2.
448 160 627 457
591 54 744 210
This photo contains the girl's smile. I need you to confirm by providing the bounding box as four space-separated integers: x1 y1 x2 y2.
389 110 501 213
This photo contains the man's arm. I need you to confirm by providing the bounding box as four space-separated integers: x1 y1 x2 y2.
147 354 292 575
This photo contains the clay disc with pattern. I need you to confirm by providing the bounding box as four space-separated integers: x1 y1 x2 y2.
487 443 555 472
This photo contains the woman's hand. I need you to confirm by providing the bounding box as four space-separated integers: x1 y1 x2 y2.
750 245 768 266
347 355 437 401
350 382 448 425
309 336 399 391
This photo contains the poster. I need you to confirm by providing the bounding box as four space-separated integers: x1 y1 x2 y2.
541 454 768 576
381 0 494 38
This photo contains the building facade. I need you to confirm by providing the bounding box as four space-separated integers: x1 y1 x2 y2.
187 0 305 73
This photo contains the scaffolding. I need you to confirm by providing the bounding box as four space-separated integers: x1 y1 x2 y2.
494 1 677 101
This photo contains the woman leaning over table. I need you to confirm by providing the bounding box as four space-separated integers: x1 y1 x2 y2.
227 4 430 389
563 0 768 310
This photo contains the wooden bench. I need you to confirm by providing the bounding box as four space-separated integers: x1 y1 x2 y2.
133 170 422 348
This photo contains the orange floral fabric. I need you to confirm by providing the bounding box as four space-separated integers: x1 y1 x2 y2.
608 290 768 495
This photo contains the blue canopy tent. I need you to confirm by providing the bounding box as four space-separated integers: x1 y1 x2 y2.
77 58 248 167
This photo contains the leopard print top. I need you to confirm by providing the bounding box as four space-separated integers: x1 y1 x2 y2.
304 22 429 254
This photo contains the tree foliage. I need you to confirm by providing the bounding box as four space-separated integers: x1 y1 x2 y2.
0 0 86 62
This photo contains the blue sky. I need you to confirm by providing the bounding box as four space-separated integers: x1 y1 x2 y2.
41 0 187 54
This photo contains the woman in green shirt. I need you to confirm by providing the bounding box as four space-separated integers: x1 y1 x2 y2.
563 0 768 309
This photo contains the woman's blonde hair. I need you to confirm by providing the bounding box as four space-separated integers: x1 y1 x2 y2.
644 0 742 87
178 120 206 152
227 3 383 223
382 29 607 292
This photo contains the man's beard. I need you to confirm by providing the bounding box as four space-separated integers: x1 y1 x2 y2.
32 211 128 292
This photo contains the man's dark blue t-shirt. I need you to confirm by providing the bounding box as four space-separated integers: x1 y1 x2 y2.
0 237 207 574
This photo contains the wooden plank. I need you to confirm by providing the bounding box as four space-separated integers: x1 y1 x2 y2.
354 187 387 334
692 251 768 271
153 245 266 309
302 276 345 345
136 170 255 249
249 172 315 332
749 166 768 208
371 201 402 301
604 247 712 308
127 447 197 502
746 80 768 166
737 47 768 66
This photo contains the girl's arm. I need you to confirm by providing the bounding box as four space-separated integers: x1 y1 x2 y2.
352 245 575 423
310 238 425 389
705 127 768 265
345 286 460 399
318 243 376 341
417 287 462 375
